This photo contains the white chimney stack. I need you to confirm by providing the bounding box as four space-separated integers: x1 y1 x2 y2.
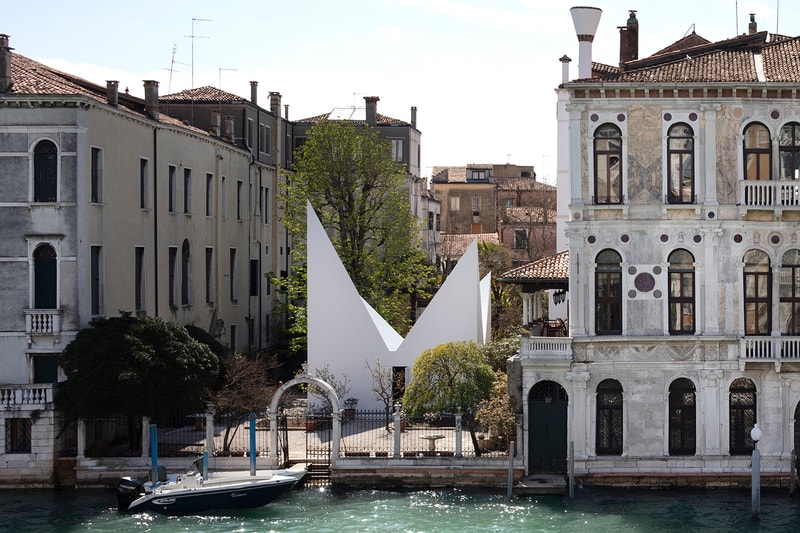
570 6 602 80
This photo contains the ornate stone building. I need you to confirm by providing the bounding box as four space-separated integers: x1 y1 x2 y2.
514 9 800 486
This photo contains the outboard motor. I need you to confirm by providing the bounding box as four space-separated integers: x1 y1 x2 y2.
115 477 145 511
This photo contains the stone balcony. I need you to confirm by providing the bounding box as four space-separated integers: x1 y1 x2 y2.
24 308 61 341
517 335 573 365
0 383 54 408
739 336 800 371
738 179 800 216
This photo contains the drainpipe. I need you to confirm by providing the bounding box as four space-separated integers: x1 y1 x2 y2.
152 125 159 316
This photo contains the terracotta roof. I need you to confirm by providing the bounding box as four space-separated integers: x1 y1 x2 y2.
295 110 409 126
440 233 499 257
580 31 800 84
6 52 208 134
160 85 249 103
497 250 569 282
496 180 555 192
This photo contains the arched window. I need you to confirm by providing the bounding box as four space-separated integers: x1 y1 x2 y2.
780 249 800 335
33 140 57 202
33 244 57 309
743 123 772 181
669 378 696 455
743 250 771 335
779 122 800 180
668 249 695 334
667 123 694 204
794 402 800 457
595 249 622 335
596 379 623 455
594 124 623 204
729 378 757 455
181 239 191 306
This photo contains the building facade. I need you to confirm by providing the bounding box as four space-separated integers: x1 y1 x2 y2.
0 36 287 486
514 10 800 485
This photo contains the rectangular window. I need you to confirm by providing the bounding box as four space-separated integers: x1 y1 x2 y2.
221 176 227 219
230 324 238 352
168 165 177 212
248 316 255 348
229 248 238 303
90 245 103 316
435 213 441 231
236 180 243 220
265 314 271 343
471 197 481 212
259 124 270 154
449 196 460 211
427 211 434 230
205 247 214 306
514 229 527 250
205 173 213 216
260 186 266 223
135 246 145 312
183 168 192 214
247 119 254 148
6 418 31 453
139 158 149 209
90 147 103 203
250 259 259 297
168 246 178 308
391 139 404 162
33 355 59 384
470 170 486 181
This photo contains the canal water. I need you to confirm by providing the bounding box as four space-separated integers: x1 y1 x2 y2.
1 486 799 532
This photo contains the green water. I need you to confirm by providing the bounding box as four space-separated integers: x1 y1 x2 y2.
1 486 799 532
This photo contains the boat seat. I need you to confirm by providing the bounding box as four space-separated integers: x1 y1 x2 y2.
178 473 202 489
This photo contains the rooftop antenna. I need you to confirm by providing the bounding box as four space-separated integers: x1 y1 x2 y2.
777 0 780 35
736 0 739 35
164 44 189 95
185 16 211 125
682 24 696 38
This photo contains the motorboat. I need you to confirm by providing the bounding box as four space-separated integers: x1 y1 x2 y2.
116 468 304 514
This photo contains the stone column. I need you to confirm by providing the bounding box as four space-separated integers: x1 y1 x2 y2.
702 229 723 335
455 412 463 457
566 370 591 459
269 409 278 459
331 410 342 465
700 369 723 455
76 419 85 458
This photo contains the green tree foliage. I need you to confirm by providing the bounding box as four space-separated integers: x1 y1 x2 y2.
481 336 522 373
477 241 523 338
57 316 220 420
402 340 495 455
276 120 435 349
475 370 517 451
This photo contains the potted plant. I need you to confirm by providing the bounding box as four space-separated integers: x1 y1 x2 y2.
343 397 358 420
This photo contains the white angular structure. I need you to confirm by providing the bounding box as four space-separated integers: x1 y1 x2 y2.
307 201 491 408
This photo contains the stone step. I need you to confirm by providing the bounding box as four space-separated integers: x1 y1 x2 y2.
515 474 567 495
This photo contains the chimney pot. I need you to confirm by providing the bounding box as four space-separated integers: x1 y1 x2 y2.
223 115 235 142
106 80 119 107
619 10 638 66
269 91 282 116
570 6 603 79
250 81 258 105
411 106 417 128
210 110 222 137
0 34 13 93
749 13 757 35
143 80 159 120
364 96 379 126
284 104 289 120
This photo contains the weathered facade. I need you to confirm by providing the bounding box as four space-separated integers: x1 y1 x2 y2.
514 9 800 487
0 36 287 486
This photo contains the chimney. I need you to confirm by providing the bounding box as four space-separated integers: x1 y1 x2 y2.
223 115 235 142
619 10 638 65
570 6 603 79
210 110 221 137
560 55 572 84
106 80 119 107
143 80 159 120
411 106 417 128
250 81 258 105
749 13 757 35
0 34 13 93
364 96 379 126
284 104 289 120
269 91 282 116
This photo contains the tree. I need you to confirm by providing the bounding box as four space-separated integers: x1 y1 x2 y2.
366 358 404 429
57 316 220 421
402 341 495 455
478 241 523 338
475 370 517 451
276 120 435 349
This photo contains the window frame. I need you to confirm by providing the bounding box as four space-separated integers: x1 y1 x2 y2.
139 158 149 209
181 239 191 307
743 122 772 181
593 124 623 205
595 379 623 456
595 249 623 335
90 245 103 317
779 122 800 180
729 378 757 455
743 249 772 335
666 123 695 204
668 378 696 456
668 249 695 334
90 146 103 204
5 418 32 454
183 168 192 214
134 246 145 312
780 249 800 335
33 139 58 203
168 165 177 213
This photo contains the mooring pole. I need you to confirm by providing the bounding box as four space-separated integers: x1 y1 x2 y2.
507 441 515 500
149 424 159 482
249 412 257 476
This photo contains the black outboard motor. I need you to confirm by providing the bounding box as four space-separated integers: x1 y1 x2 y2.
115 477 145 511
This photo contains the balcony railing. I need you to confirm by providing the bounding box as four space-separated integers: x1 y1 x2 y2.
518 335 573 361
0 384 53 408
740 336 800 371
738 180 800 209
24 309 61 336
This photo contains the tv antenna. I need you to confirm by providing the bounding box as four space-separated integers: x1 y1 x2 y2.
185 16 211 125
165 44 189 95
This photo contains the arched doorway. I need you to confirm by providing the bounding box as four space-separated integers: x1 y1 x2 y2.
528 380 568 473
268 371 341 467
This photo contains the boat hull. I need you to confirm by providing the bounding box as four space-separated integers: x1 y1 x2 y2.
118 475 297 515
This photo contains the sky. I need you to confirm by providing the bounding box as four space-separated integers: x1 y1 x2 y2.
5 1 800 182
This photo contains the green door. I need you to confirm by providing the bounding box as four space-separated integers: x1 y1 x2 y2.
528 381 568 473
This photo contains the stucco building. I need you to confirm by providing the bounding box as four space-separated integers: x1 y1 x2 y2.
0 35 287 485
513 9 800 486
